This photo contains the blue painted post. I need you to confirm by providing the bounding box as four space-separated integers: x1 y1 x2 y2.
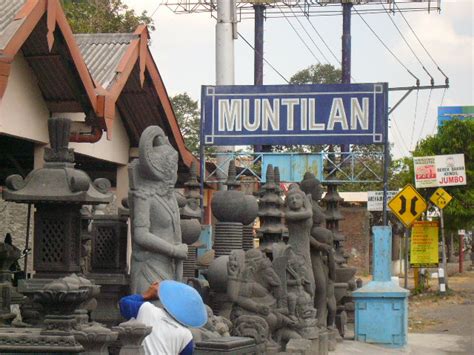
352 226 409 347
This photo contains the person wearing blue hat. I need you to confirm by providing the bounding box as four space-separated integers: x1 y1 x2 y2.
119 280 208 355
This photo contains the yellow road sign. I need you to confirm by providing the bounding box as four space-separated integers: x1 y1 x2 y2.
388 184 427 227
430 187 453 209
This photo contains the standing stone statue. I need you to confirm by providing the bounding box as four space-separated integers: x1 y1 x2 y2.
300 172 335 328
284 184 315 298
129 126 188 294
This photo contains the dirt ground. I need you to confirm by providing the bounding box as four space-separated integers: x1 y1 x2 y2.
408 269 474 352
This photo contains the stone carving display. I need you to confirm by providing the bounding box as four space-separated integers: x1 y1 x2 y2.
284 184 315 298
191 305 232 342
257 165 287 253
227 249 303 352
300 172 336 329
129 126 187 293
3 117 112 279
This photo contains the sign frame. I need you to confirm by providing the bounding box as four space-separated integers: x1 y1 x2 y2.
201 83 388 146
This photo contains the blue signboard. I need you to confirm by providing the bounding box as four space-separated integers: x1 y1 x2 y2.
438 106 474 127
201 83 388 146
261 153 323 183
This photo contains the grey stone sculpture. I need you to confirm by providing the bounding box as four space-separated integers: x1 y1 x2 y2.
129 126 188 294
300 172 336 329
227 249 301 352
284 184 315 298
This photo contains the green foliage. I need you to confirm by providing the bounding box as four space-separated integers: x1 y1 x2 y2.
62 0 154 33
289 64 342 85
170 93 201 154
413 118 474 230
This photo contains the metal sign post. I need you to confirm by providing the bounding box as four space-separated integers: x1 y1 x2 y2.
440 208 448 290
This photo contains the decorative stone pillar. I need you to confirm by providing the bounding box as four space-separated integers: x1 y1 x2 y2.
211 161 258 258
74 323 118 355
257 165 286 254
112 319 152 355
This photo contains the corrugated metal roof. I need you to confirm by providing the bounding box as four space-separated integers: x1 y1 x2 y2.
0 0 27 50
75 33 137 89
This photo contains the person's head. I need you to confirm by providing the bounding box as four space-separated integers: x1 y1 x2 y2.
158 280 208 328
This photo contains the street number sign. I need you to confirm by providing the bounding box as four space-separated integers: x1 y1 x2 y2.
429 187 453 210
388 184 427 227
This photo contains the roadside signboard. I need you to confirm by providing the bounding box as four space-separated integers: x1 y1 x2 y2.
438 106 474 127
429 188 453 210
367 190 398 212
410 221 439 267
201 83 388 146
414 154 466 188
388 184 427 227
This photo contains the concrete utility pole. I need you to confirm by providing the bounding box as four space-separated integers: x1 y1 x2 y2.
216 0 236 188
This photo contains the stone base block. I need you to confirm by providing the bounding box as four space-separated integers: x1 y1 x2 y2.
194 336 256 354
286 339 314 354
327 328 337 351
318 329 328 355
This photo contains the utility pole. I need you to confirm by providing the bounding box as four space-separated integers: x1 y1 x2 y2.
215 0 236 188
341 2 352 84
253 4 264 153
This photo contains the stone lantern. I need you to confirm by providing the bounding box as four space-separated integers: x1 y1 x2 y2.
3 118 112 279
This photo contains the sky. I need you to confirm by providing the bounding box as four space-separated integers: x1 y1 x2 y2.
124 0 473 159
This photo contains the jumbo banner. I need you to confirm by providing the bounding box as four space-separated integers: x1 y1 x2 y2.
414 154 467 188
201 83 388 146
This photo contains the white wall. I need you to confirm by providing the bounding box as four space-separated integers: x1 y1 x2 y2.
1 53 130 166
0 54 49 143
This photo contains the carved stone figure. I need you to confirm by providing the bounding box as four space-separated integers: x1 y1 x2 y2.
227 249 301 351
191 305 232 342
284 184 315 298
300 172 336 328
129 126 187 294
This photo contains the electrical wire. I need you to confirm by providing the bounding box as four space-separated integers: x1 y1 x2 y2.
237 32 290 84
382 4 434 85
392 119 410 156
394 1 449 84
277 5 322 65
432 88 447 134
409 89 420 150
353 7 419 84
287 5 331 64
418 88 433 140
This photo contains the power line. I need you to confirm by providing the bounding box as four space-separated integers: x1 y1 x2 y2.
394 1 449 84
409 89 420 150
237 32 290 84
382 4 434 84
287 5 331 64
277 5 322 65
432 88 447 134
392 119 410 156
418 88 433 140
354 7 419 85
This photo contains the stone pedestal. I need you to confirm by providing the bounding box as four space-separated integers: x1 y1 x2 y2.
318 328 328 355
352 226 409 347
194 336 256 354
214 222 243 258
111 319 152 355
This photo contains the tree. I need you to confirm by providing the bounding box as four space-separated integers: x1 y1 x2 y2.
170 93 200 154
289 64 342 85
413 118 474 230
62 0 154 33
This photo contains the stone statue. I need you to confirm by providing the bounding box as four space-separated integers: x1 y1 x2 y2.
227 249 301 351
284 184 315 298
300 172 336 328
191 305 232 341
129 126 188 294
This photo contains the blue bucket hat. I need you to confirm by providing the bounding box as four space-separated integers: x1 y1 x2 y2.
158 280 207 328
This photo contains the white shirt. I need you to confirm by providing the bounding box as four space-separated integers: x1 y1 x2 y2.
137 302 193 355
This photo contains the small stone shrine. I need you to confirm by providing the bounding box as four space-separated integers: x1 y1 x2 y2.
257 165 287 254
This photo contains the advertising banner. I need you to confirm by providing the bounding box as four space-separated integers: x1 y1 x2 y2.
410 221 439 267
201 83 388 146
414 154 466 188
367 190 398 212
438 106 474 127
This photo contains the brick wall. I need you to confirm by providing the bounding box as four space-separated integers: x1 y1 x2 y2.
339 206 370 274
